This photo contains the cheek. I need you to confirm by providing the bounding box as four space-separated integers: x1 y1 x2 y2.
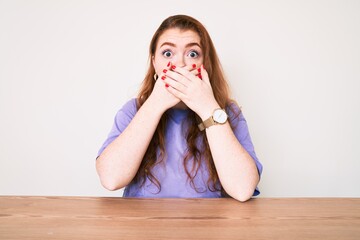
187 57 203 66
153 55 169 73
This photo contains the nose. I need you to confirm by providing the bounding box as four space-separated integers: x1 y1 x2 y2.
174 55 186 67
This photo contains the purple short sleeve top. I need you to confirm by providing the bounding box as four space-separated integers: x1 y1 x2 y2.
98 98 263 198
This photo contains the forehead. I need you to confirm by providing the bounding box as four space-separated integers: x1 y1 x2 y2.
157 28 201 47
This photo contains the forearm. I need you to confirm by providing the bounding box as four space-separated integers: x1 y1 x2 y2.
96 98 165 191
159 63 260 201
205 122 260 202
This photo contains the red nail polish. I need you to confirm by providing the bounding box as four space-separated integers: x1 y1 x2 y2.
192 64 196 68
163 69 167 73
171 65 176 70
165 84 169 88
167 61 171 67
161 76 166 80
198 74 202 80
197 68 201 73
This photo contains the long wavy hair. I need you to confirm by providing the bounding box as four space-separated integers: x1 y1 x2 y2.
133 15 239 196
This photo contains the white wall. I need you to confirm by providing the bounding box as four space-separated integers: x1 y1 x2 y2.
1 0 359 197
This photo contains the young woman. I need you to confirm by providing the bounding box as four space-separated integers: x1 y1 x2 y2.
96 15 262 202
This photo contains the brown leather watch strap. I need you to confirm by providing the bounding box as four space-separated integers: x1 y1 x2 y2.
198 116 216 131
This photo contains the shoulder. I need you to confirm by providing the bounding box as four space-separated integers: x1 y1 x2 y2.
114 98 138 118
112 98 139 129
120 98 138 113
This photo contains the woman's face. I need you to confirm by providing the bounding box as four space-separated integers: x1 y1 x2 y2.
152 28 203 75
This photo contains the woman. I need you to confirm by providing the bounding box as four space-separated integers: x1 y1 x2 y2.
96 15 262 202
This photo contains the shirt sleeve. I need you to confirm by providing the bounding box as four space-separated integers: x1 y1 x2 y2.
97 98 138 157
227 103 263 196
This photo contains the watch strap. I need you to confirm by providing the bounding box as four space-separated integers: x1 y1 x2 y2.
198 117 216 131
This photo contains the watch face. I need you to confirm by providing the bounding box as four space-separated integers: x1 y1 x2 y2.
213 109 227 124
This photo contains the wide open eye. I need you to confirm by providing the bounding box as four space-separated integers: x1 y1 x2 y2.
188 50 199 58
162 50 173 58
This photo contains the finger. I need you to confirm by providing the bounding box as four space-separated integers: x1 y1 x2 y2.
165 69 191 86
165 83 187 100
170 65 198 82
158 61 172 79
190 67 201 77
169 63 195 71
170 62 200 74
188 67 202 80
189 64 203 80
200 64 210 84
185 63 198 71
162 75 187 93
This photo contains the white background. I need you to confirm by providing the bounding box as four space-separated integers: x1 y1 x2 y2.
1 0 359 197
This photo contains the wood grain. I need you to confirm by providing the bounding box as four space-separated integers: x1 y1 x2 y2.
0 197 359 239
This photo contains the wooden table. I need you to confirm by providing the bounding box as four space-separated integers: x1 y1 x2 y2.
0 196 359 239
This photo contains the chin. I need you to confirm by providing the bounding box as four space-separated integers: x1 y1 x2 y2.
174 102 188 109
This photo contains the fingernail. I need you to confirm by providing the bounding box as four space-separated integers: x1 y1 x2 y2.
197 68 201 73
163 69 167 73
198 74 202 80
165 84 169 88
202 64 205 70
171 65 176 70
167 61 171 67
161 76 166 80
192 64 196 68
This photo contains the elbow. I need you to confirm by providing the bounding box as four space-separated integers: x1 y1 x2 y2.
226 186 255 203
233 193 253 202
100 180 122 191
96 159 127 191
97 173 127 192
98 173 128 191
232 174 260 202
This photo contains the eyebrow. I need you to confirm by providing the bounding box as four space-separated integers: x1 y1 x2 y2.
160 42 201 48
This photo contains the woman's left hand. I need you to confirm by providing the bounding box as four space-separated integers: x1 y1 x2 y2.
163 65 220 120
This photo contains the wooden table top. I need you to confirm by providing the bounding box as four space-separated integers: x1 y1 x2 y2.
0 196 359 239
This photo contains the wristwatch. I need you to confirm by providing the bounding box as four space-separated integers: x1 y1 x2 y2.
198 108 228 131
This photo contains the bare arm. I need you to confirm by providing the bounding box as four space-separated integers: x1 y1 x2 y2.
96 98 164 190
96 74 180 191
164 65 260 202
199 104 260 202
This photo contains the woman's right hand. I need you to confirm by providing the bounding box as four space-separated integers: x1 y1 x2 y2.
147 63 201 112
147 64 181 112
